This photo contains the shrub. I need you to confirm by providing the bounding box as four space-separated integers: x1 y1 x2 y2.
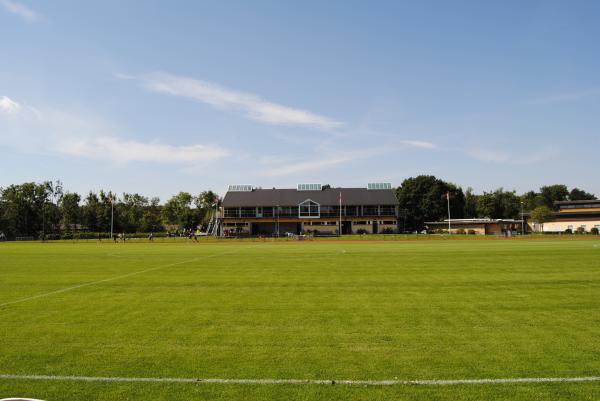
381 227 395 234
467 229 476 235
456 228 466 235
564 228 573 234
575 226 586 234
591 227 599 235
356 229 368 235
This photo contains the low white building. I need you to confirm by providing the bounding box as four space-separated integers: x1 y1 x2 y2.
541 200 600 233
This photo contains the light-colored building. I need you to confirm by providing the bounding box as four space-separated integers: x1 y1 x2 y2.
221 183 399 236
541 200 600 233
425 218 525 235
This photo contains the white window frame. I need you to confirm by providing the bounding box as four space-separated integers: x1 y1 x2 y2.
298 199 320 218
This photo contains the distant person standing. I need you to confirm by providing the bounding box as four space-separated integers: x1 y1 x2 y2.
148 233 154 242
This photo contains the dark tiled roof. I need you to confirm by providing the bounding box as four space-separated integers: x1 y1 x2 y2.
222 188 398 207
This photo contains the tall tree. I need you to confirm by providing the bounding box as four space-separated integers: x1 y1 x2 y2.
530 205 554 232
82 192 101 232
161 192 196 230
539 185 569 209
476 188 520 219
195 190 220 227
59 192 81 233
568 188 596 201
520 190 543 212
119 193 149 232
396 175 465 230
98 191 117 232
140 197 163 232
463 187 478 218
0 182 56 238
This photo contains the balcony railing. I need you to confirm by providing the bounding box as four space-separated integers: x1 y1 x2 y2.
223 205 397 218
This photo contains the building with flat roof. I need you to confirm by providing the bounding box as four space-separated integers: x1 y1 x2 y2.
425 218 525 235
221 183 399 236
542 200 600 233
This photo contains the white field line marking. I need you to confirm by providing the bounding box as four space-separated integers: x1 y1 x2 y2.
0 374 599 386
0 247 246 308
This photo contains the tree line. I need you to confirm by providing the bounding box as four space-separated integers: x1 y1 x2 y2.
396 175 595 230
0 178 596 239
0 181 219 239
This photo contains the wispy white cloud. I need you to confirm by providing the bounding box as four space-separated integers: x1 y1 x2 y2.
263 153 367 177
54 136 229 164
0 95 22 114
262 140 434 177
467 147 557 165
399 139 436 149
467 148 511 164
515 147 558 165
120 72 343 130
0 0 41 22
0 96 229 165
529 88 600 105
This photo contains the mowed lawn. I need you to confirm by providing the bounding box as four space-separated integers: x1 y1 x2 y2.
0 238 599 400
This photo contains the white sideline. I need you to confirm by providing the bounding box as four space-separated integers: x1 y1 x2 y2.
0 374 599 386
0 248 245 308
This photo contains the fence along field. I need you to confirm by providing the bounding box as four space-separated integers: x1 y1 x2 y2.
0 238 599 401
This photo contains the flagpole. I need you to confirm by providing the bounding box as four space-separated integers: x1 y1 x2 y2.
447 191 451 234
110 194 114 240
339 191 342 237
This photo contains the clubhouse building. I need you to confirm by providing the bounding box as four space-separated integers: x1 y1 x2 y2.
541 199 600 233
221 183 399 236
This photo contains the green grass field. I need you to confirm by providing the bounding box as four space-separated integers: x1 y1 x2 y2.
1 238 599 400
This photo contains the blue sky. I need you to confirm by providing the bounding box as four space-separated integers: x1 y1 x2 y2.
1 0 599 199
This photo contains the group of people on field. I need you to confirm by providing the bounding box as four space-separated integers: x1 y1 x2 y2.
166 229 199 241
104 229 200 243
113 232 127 243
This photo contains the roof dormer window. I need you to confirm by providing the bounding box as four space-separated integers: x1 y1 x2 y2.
299 199 320 218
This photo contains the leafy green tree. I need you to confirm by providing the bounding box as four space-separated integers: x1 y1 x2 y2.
98 191 117 232
118 193 149 233
463 187 478 218
59 192 81 233
161 192 196 230
396 175 465 230
476 192 496 218
140 197 163 232
194 190 220 227
568 188 596 201
0 182 56 238
81 192 101 232
195 190 219 210
520 191 541 212
530 205 554 232
476 188 519 219
539 185 569 209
